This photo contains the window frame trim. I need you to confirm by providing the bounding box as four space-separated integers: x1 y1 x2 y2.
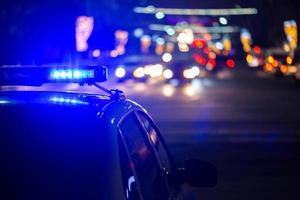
134 110 176 175
117 109 145 200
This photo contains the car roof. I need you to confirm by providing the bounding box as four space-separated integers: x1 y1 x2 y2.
0 90 147 123
0 90 112 108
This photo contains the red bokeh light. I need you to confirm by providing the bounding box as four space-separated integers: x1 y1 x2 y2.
208 59 216 67
226 59 235 68
193 53 207 65
253 46 262 55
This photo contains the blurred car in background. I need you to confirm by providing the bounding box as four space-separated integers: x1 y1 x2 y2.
114 61 149 82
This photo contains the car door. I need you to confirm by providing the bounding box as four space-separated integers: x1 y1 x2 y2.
118 111 170 200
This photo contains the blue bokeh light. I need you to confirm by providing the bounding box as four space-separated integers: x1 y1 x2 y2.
50 97 88 105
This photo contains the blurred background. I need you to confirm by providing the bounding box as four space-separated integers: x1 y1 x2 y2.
1 0 300 199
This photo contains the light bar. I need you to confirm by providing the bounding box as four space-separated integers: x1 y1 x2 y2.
0 65 107 86
134 6 258 16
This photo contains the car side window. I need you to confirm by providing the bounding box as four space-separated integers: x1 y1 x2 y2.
119 112 169 200
136 112 176 185
118 134 141 200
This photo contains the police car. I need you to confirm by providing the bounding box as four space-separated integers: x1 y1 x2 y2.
0 65 217 200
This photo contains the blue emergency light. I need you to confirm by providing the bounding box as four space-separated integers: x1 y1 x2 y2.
50 69 95 80
0 65 107 86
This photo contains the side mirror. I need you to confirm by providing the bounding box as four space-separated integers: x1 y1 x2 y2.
180 159 217 188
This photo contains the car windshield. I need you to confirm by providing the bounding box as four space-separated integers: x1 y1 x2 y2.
0 104 117 200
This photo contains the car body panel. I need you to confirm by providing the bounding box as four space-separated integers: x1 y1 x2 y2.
0 90 185 200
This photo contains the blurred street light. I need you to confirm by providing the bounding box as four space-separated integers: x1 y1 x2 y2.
134 6 258 16
155 37 165 55
165 42 175 53
110 50 118 57
115 30 128 55
240 29 252 53
141 35 152 53
219 17 228 25
155 12 165 19
92 49 101 58
215 41 224 50
149 24 239 34
165 27 176 36
134 28 144 38
222 36 232 53
177 29 194 44
284 20 298 60
284 20 298 50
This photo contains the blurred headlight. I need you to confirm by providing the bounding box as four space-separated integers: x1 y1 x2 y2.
163 69 173 79
191 66 200 76
115 67 126 78
146 64 163 78
162 53 173 63
183 66 199 79
133 67 146 78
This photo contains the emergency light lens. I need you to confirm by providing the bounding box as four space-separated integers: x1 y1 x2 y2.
50 69 95 80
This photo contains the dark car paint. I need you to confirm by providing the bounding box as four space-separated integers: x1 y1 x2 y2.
0 90 183 200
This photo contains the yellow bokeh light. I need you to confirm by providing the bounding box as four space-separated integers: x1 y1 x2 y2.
286 56 293 65
267 56 274 64
246 54 253 63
